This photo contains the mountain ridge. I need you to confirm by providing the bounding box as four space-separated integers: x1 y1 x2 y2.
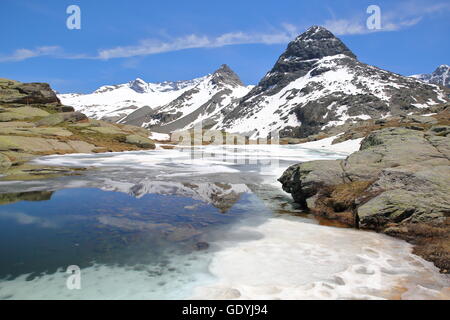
58 26 450 138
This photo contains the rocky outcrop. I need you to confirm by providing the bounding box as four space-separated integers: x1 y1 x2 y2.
279 115 450 272
0 78 156 178
0 78 60 105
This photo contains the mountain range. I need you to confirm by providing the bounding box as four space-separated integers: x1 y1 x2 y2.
58 26 450 139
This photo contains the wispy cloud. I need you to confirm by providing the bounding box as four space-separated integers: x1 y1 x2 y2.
0 46 62 62
97 24 298 60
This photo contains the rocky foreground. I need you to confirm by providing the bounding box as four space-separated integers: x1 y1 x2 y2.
279 106 450 272
0 78 155 179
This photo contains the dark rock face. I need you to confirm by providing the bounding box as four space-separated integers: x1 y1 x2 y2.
210 64 244 87
254 26 356 96
118 106 154 127
279 118 450 272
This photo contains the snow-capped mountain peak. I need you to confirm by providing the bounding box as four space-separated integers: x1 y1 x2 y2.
216 26 449 138
123 64 251 130
250 25 357 100
411 64 450 88
129 78 149 93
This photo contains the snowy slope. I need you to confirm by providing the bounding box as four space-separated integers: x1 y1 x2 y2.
58 77 206 122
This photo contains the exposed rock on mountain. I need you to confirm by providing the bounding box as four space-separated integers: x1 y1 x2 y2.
122 64 251 132
218 26 449 138
412 64 450 88
279 109 450 272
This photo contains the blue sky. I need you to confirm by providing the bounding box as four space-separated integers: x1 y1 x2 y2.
1 0 449 93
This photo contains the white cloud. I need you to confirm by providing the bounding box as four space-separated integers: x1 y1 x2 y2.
0 46 62 62
97 27 295 60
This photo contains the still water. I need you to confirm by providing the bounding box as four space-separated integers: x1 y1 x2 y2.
0 145 448 299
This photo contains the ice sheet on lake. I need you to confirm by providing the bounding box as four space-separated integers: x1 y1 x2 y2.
192 217 450 300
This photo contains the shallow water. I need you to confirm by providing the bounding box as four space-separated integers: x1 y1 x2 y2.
0 144 448 299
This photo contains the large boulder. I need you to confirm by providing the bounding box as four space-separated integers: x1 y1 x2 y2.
0 78 60 105
279 160 344 205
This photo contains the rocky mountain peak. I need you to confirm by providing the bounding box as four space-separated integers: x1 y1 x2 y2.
296 25 334 40
129 78 149 93
252 26 357 95
434 64 450 75
412 64 450 88
285 26 356 61
210 64 244 87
